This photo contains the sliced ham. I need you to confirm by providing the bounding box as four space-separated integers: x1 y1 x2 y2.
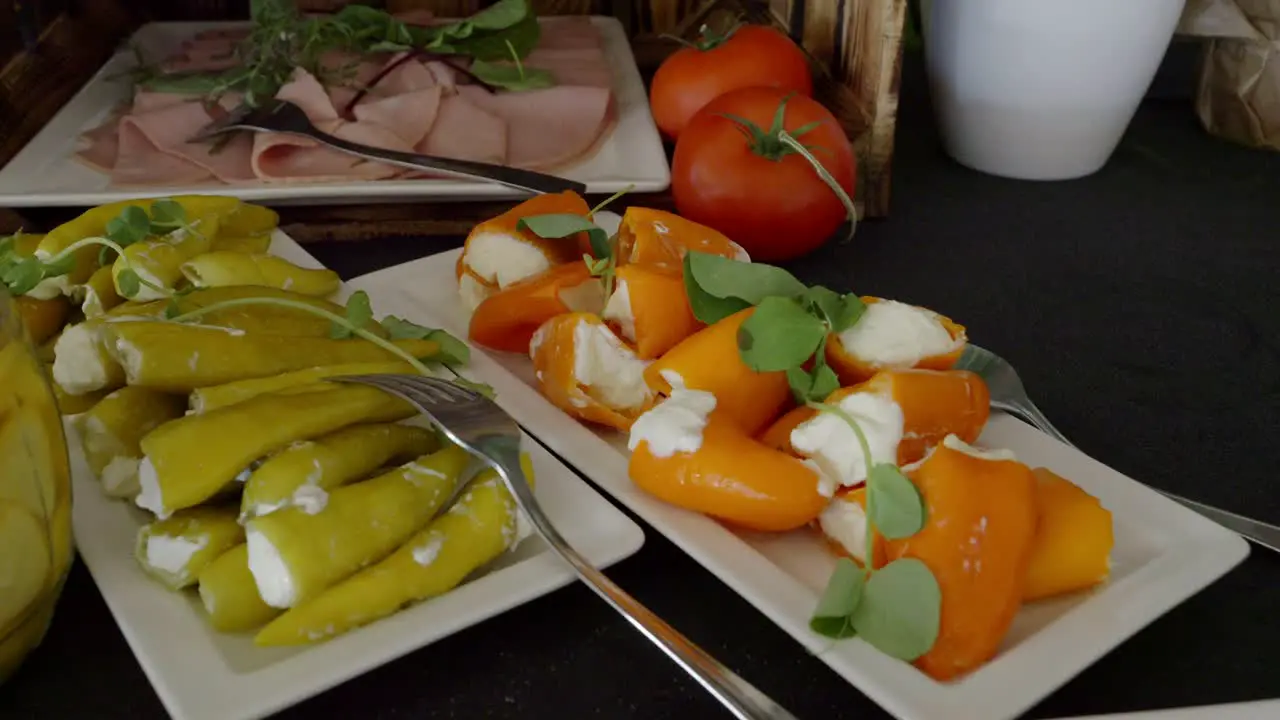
352 86 443 147
74 115 122 174
92 17 614 187
456 84 613 169
114 100 257 183
415 93 507 165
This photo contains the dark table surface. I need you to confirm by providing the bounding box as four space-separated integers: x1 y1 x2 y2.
5 49 1280 720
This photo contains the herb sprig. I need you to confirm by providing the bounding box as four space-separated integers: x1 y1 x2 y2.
133 0 547 109
680 250 864 403
807 404 940 660
513 186 634 300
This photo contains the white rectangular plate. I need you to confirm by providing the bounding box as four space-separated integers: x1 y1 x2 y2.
0 17 670 207
67 233 646 720
354 247 1252 720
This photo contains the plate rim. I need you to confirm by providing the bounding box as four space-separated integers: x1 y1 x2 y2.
0 16 670 207
66 234 647 720
349 247 1253 720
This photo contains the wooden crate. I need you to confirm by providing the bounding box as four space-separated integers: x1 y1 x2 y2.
0 0 906 243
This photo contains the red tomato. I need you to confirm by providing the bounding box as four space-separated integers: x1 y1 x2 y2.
671 87 857 263
649 24 813 141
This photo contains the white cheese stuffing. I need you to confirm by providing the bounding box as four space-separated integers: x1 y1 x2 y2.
790 392 905 493
145 533 208 575
246 528 296 608
818 495 870 564
601 278 637 342
459 232 555 311
942 434 1018 462
628 387 717 458
51 323 111 395
457 273 491 313
572 319 651 411
134 457 170 519
836 300 959 367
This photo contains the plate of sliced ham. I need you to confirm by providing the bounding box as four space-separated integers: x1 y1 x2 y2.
0 15 669 207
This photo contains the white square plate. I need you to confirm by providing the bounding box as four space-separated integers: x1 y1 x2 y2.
352 247 1252 720
0 17 670 207
67 233 646 720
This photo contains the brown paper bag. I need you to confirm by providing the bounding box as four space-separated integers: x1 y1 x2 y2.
1179 0 1280 150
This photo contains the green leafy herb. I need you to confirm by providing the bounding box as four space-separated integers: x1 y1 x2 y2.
866 464 925 540
517 214 609 259
736 296 827 372
805 400 940 660
802 285 865 333
850 559 941 662
331 290 374 339
785 355 840 404
116 269 143 299
149 198 187 230
105 206 151 248
810 557 865 638
682 251 807 325
42 250 78 278
381 315 471 367
469 39 554 91
1 256 45 296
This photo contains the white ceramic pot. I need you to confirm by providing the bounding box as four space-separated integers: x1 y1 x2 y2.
920 0 1187 180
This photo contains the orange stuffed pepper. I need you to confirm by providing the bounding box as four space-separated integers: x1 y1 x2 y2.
762 368 990 494
614 207 750 266
644 308 792 436
1022 467 1114 602
887 436 1038 682
825 297 967 386
456 191 591 311
602 262 702 360
529 312 656 432
628 386 827 532
468 262 603 353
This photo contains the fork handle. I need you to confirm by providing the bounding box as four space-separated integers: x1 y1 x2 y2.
485 445 799 720
998 403 1280 554
308 130 587 195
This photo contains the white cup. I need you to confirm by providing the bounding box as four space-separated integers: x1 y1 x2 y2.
921 0 1187 180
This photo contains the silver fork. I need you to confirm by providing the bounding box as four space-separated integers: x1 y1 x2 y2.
955 344 1280 553
191 99 587 195
334 373 799 720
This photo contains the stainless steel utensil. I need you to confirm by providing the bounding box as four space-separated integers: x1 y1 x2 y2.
192 99 587 195
956 344 1280 553
335 373 799 720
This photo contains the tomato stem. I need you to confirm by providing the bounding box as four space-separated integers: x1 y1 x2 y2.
778 129 858 243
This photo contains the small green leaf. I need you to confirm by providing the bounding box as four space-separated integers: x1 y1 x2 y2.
330 290 374 339
684 251 808 324
149 198 186 228
787 362 840 404
737 296 828 372
116 269 143 299
381 315 472 366
851 558 941 661
683 254 751 325
98 244 117 267
41 251 78 278
517 214 608 258
163 297 183 319
469 59 555 91
106 206 151 247
866 463 926 540
810 557 865 639
831 293 866 332
2 257 45 296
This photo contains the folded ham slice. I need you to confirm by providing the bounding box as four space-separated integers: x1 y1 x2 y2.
456 85 613 170
110 96 257 186
415 93 507 165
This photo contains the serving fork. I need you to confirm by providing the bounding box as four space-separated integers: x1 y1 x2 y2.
955 344 1280 553
335 373 799 720
191 99 587 195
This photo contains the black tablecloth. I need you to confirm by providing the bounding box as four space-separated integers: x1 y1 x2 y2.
5 50 1280 719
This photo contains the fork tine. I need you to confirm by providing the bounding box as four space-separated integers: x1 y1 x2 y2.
187 102 254 143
